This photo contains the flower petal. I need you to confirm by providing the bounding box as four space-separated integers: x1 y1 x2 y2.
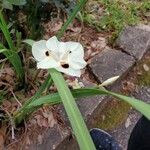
69 59 87 69
56 66 81 77
46 36 59 54
32 40 48 61
37 57 59 69
59 42 67 55
65 42 87 69
65 42 84 57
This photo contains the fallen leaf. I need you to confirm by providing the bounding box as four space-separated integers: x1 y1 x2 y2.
125 117 131 128
0 125 7 150
42 111 56 128
0 134 4 150
37 134 43 144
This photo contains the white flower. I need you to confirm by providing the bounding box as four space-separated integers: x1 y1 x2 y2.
32 36 87 77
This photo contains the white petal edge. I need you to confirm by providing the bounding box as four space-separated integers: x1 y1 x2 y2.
56 66 81 77
66 42 86 69
65 42 84 57
65 42 86 69
37 57 59 69
68 58 87 70
32 40 48 61
58 42 67 59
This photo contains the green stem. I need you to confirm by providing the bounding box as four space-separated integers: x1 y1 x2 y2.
49 69 96 150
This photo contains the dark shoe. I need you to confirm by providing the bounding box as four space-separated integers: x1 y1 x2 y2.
90 128 121 150
128 116 150 150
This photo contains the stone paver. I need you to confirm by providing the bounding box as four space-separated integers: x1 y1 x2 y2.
27 125 70 150
110 110 140 150
57 95 106 126
116 25 150 60
110 86 150 150
89 48 135 83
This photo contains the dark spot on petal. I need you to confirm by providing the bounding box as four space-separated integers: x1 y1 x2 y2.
45 51 49 56
61 63 69 69
69 51 72 54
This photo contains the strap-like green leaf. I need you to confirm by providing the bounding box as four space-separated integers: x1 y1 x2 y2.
27 88 150 120
0 12 24 81
0 49 8 53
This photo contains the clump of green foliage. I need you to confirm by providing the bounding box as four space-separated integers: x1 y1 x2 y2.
80 0 150 40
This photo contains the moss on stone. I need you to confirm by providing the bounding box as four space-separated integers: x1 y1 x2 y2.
96 99 130 131
96 54 150 131
137 58 150 86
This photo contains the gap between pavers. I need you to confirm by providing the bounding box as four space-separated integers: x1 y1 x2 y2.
27 24 150 150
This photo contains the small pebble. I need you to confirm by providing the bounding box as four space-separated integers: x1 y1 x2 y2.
143 64 149 72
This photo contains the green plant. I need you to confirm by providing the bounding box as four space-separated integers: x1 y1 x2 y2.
79 0 143 35
140 1 150 12
79 0 149 44
11 0 150 150
0 11 24 82
20 1 96 149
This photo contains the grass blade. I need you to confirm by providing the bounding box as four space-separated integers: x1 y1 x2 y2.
0 12 24 81
0 49 8 53
0 12 15 51
2 50 24 81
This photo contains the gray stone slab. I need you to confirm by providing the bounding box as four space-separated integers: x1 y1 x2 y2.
110 110 141 150
110 86 150 150
133 86 150 103
27 125 70 150
58 95 106 125
89 48 135 83
116 25 150 60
